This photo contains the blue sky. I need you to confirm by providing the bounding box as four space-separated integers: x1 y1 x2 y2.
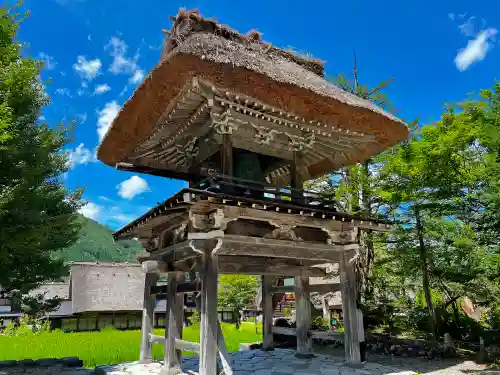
15 0 500 230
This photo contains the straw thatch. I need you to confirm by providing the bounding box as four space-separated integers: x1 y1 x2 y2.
29 282 70 300
71 262 144 313
97 9 408 178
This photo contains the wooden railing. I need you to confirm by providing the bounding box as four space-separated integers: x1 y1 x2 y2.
194 174 340 212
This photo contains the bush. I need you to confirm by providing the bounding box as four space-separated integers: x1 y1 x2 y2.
312 317 330 331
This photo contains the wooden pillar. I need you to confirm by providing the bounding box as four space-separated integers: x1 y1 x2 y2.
340 250 361 365
200 248 218 375
221 134 233 177
261 276 274 351
164 273 183 373
295 275 313 358
140 273 158 364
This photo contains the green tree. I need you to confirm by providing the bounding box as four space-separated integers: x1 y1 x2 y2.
218 275 258 329
0 4 83 293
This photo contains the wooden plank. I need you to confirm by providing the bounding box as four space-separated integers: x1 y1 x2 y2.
309 330 344 342
152 281 201 296
340 251 361 365
165 273 183 373
221 133 233 176
200 249 218 375
295 276 312 358
218 235 352 262
196 204 391 233
271 283 340 294
150 334 201 353
216 261 326 277
272 326 296 336
175 339 201 353
194 294 233 375
139 273 158 364
261 276 274 351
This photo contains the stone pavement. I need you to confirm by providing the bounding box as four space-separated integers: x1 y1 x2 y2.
93 349 418 375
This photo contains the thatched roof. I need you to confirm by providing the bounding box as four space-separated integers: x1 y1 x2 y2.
29 282 70 300
97 9 408 179
71 262 144 313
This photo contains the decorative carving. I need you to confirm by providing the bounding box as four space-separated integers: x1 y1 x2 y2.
210 111 238 134
264 224 303 241
250 123 281 145
173 223 188 243
139 237 159 251
286 132 315 151
322 228 358 245
189 208 234 231
176 137 199 161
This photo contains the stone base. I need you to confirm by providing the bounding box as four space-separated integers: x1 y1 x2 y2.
92 349 416 375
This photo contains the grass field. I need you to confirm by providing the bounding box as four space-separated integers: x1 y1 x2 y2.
0 323 262 368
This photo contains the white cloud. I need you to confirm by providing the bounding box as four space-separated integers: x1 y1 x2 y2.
39 52 57 70
79 202 102 220
73 55 102 81
455 28 498 71
129 70 144 84
448 13 455 21
106 36 139 74
105 36 144 85
94 83 111 94
66 143 96 168
88 34 92 41
55 88 71 96
117 175 149 199
97 100 120 141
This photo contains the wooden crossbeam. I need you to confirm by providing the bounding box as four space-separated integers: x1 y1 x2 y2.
149 334 201 353
271 283 341 294
218 235 355 262
271 327 344 342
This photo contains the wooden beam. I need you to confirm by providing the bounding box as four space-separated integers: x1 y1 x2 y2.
272 326 296 336
218 235 352 262
295 276 312 358
139 273 158 364
221 133 233 177
339 251 361 365
149 334 201 353
199 248 218 375
261 276 274 351
271 327 344 342
194 294 233 375
309 330 344 342
271 283 341 294
165 273 183 373
151 281 201 296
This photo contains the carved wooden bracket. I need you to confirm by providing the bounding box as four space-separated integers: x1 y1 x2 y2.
210 111 238 135
173 223 188 243
322 228 358 245
250 123 281 145
264 223 303 241
286 132 315 151
139 237 159 251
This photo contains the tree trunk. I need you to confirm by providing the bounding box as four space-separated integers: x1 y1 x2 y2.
415 208 439 341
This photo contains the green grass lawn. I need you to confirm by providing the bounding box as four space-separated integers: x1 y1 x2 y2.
0 323 263 368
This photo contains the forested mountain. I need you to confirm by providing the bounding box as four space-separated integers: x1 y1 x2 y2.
57 215 143 262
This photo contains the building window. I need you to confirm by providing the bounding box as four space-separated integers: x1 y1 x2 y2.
62 318 78 332
157 316 165 328
98 315 113 329
114 315 128 329
128 315 141 329
78 317 97 331
222 311 233 322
